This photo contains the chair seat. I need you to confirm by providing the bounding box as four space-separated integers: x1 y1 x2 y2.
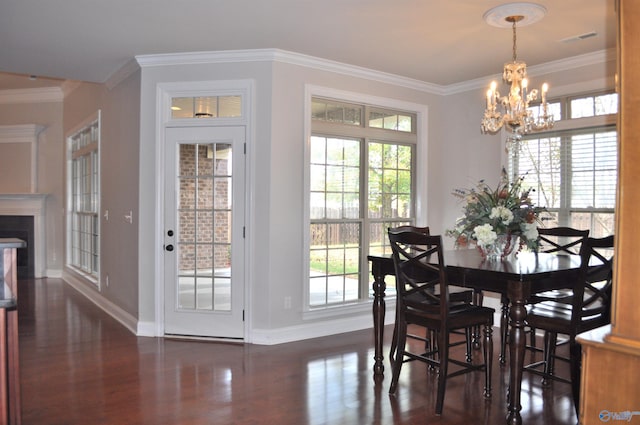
529 288 574 304
406 304 494 331
527 299 609 333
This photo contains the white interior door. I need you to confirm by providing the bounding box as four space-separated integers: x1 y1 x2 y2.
164 126 245 339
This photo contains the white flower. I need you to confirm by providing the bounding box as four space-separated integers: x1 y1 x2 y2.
489 206 514 225
473 224 497 247
522 222 538 241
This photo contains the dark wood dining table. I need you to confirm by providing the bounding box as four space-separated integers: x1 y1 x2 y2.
368 249 583 425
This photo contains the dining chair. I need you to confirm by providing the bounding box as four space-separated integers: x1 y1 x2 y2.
387 228 494 415
497 227 589 363
524 235 614 414
387 225 431 364
387 225 474 365
530 227 591 303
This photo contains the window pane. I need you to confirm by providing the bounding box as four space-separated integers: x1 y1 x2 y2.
369 110 413 133
528 101 561 121
312 98 362 125
218 96 242 117
310 136 360 221
571 131 617 208
571 97 595 118
513 137 562 208
308 222 361 306
595 93 618 115
368 141 413 219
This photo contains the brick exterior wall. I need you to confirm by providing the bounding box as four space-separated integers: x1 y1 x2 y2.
178 144 231 273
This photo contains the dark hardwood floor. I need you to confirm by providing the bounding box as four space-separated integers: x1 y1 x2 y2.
18 278 578 424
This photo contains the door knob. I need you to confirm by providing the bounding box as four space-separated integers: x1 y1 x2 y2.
165 244 174 252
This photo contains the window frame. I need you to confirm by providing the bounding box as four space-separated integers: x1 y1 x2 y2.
508 91 617 238
66 110 101 286
304 86 427 314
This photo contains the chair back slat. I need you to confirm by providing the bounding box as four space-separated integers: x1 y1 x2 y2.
388 228 449 319
574 235 615 329
537 227 589 255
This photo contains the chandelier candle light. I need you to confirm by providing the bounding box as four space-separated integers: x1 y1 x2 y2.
480 3 554 146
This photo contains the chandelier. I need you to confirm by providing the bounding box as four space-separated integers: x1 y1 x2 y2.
480 5 554 145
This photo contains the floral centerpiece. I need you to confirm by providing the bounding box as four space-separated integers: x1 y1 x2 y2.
446 168 545 259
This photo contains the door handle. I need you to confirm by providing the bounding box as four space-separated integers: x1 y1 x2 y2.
165 244 174 252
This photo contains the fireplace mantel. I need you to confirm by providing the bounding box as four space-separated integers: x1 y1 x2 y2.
0 193 48 277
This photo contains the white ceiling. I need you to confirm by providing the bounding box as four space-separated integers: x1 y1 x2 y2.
0 0 616 90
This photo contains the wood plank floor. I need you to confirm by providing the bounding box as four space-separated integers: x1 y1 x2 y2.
18 278 578 425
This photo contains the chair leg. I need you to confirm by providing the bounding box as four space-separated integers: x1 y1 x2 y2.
389 320 407 395
569 340 582 416
529 326 537 349
499 295 509 364
465 328 472 362
472 289 484 349
483 323 493 398
542 331 558 386
429 329 438 369
435 330 449 415
389 306 400 364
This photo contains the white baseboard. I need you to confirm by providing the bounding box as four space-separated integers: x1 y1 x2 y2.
136 321 157 337
250 311 395 345
62 270 139 336
45 268 63 278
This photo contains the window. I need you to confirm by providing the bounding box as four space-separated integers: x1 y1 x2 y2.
171 95 242 119
509 92 617 238
67 112 100 283
309 97 417 308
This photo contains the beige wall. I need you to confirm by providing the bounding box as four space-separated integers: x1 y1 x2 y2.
0 98 64 274
0 143 31 192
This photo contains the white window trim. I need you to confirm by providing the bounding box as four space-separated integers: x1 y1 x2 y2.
302 84 428 319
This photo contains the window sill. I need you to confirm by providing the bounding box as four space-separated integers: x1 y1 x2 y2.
303 296 396 321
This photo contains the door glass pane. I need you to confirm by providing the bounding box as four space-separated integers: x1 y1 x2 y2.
177 142 233 312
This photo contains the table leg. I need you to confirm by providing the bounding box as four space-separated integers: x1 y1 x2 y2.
506 280 531 425
372 273 386 377
6 309 18 425
0 310 7 425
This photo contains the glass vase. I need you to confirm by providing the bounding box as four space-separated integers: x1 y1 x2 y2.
478 234 519 261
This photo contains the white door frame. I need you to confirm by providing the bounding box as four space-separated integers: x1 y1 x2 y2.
154 79 254 340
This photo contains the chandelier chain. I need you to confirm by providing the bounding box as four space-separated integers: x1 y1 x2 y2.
512 20 517 62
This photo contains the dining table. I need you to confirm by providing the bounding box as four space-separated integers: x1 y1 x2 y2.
368 249 584 425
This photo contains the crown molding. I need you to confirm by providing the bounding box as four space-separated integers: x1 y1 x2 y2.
0 124 46 143
105 58 140 90
0 87 63 104
1 47 614 102
444 48 615 95
136 48 448 95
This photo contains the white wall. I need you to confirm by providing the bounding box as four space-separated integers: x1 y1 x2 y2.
63 71 141 327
